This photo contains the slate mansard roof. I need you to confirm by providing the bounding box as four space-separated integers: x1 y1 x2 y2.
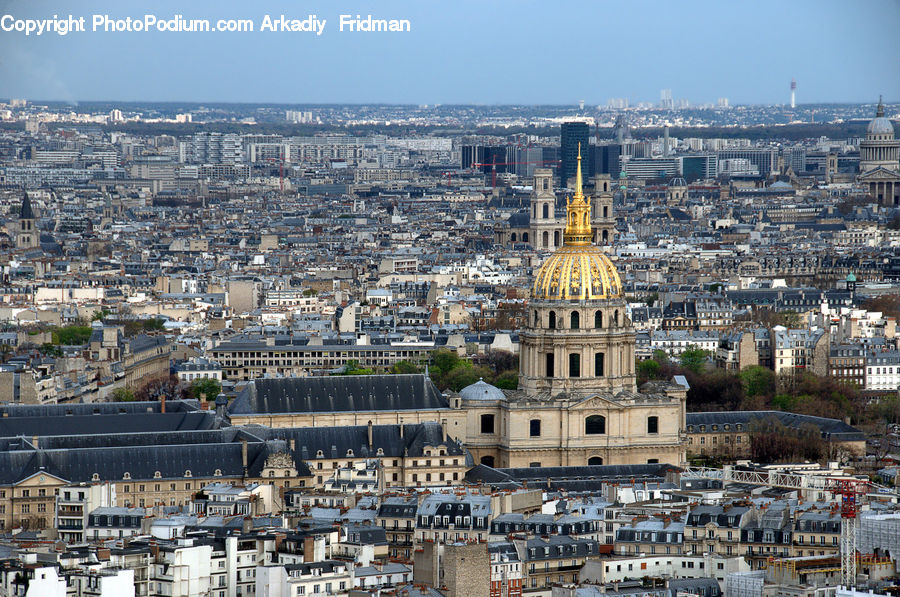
686 411 864 442
229 374 448 415
465 463 680 491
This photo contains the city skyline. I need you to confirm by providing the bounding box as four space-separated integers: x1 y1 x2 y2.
1 0 898 105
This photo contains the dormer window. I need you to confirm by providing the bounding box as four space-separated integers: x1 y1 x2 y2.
184 470 192 477
346 449 354 457
214 469 222 476
154 471 162 479
92 473 100 481
123 472 131 480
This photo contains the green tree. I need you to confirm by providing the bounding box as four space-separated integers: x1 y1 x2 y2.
651 349 669 363
39 343 63 357
51 325 93 345
771 394 797 411
443 365 493 392
876 395 900 425
190 377 222 402
111 388 135 402
679 349 709 374
494 370 518 390
142 319 166 332
739 366 777 398
636 359 661 383
389 360 420 375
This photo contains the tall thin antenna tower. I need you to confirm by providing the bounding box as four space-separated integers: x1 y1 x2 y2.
790 78 797 109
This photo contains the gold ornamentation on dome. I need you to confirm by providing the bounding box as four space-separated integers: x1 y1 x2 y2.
563 144 592 247
531 143 624 301
571 260 581 292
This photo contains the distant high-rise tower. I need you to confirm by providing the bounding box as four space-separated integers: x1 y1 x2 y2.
579 99 585 111
613 114 631 145
660 89 674 110
560 122 591 186
790 79 797 109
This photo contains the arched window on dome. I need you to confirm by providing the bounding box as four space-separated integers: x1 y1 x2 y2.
614 309 620 327
585 415 606 435
594 311 602 328
542 231 549 248
523 232 529 243
534 310 539 327
588 456 603 466
570 311 579 329
511 232 517 242
548 311 556 329
583 213 589 227
602 230 608 243
554 230 560 246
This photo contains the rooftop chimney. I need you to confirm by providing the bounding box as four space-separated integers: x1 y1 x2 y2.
241 439 248 478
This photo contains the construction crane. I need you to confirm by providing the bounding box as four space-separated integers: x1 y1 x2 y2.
470 157 561 188
264 156 286 193
682 466 900 588
830 478 868 588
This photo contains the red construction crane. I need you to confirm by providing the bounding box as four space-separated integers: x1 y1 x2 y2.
828 478 870 588
264 157 285 193
470 157 561 187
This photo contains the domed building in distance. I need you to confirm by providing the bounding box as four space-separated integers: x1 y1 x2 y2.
858 96 900 206
457 147 687 469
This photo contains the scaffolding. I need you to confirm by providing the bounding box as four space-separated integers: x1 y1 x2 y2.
858 513 900 559
725 570 765 597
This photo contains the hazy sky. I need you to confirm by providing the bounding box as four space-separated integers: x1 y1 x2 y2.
1 0 898 105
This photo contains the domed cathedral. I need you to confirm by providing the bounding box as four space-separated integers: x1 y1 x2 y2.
858 96 900 206
460 147 686 469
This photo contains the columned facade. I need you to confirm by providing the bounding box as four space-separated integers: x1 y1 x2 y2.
858 98 900 206
519 299 636 396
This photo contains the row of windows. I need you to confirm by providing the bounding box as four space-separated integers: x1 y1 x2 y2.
479 414 658 436
542 310 621 330
687 424 743 433
546 352 606 378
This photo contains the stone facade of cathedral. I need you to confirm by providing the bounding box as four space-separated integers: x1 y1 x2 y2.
459 148 687 468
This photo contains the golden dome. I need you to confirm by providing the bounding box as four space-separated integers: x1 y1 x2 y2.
532 144 623 301
532 245 623 300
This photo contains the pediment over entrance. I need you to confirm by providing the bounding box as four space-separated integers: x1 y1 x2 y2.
569 394 625 411
858 167 900 182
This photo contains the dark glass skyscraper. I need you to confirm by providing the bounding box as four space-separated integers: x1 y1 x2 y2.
560 122 591 186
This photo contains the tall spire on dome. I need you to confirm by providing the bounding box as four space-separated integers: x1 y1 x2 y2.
562 143 592 246
877 95 884 118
